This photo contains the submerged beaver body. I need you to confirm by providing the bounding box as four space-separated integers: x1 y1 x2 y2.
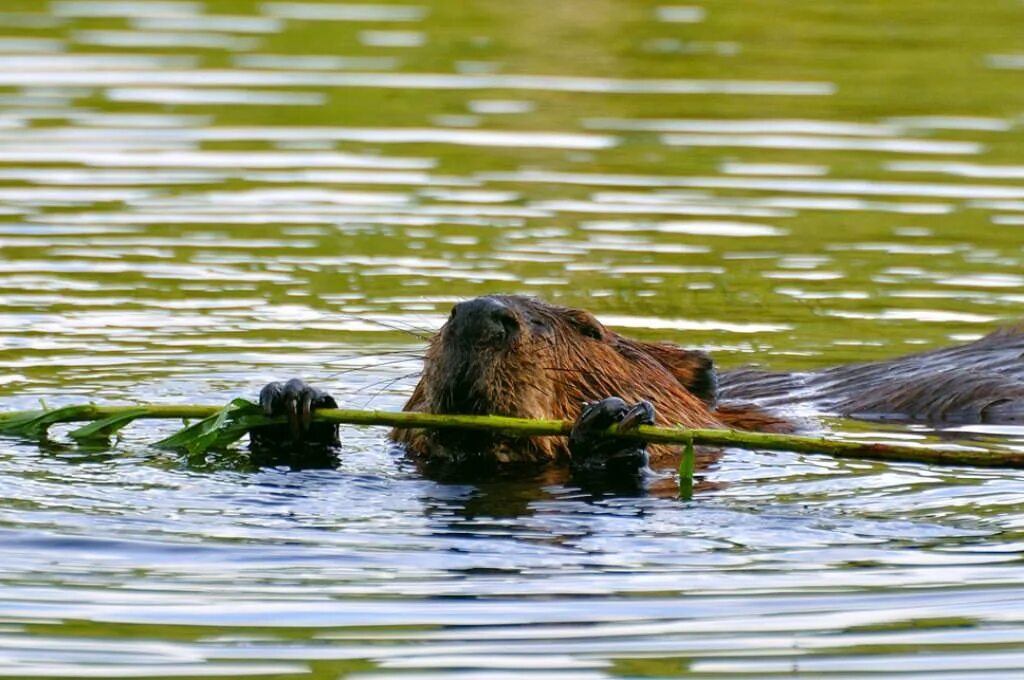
259 295 1024 478
719 325 1024 425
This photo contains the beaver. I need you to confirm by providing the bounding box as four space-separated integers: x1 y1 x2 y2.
256 295 1024 480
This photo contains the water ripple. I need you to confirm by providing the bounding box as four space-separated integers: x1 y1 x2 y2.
1 1 1024 677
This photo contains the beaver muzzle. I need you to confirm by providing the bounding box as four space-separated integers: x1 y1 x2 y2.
448 297 519 347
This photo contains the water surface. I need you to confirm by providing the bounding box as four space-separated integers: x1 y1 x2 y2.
1 0 1024 677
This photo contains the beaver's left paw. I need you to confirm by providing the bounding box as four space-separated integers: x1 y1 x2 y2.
569 397 655 476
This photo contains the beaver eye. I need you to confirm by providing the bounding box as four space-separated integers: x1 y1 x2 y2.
577 320 603 340
568 311 604 340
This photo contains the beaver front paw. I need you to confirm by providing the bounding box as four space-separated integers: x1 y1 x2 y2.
250 379 340 467
569 397 655 477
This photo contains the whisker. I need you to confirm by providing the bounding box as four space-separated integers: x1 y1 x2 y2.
332 312 434 341
350 371 422 395
323 355 423 380
359 372 422 409
325 349 425 365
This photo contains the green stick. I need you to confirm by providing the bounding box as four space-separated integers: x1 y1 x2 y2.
0 402 1021 470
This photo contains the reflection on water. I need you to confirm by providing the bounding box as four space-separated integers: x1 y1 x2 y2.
1 0 1024 677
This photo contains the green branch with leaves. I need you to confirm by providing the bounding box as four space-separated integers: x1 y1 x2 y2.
0 400 1019 473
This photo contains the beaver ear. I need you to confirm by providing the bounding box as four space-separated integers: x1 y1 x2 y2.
639 342 718 405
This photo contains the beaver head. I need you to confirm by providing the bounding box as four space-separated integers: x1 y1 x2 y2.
392 295 731 468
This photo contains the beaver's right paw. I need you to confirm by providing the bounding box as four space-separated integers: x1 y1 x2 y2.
569 397 654 477
250 379 340 467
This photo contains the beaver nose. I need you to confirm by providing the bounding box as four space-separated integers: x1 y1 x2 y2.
449 297 519 343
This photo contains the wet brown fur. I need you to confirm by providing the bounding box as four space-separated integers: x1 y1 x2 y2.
719 323 1024 424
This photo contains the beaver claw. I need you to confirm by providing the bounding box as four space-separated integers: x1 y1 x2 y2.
250 379 340 467
569 397 655 476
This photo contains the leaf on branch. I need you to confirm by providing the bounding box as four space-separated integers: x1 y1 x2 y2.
69 409 148 443
155 398 266 456
0 405 96 440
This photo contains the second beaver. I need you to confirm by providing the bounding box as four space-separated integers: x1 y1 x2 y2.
258 295 1024 480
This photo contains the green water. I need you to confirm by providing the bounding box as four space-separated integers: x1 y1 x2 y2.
0 0 1023 677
